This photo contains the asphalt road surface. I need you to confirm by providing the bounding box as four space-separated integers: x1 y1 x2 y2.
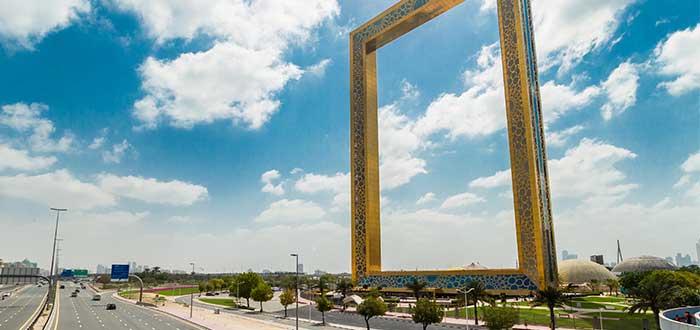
175 295 474 330
51 282 202 330
0 284 47 330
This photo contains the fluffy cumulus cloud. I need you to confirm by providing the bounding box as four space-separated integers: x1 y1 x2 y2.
469 169 511 189
102 140 132 164
528 0 635 72
260 169 284 195
305 58 332 78
294 172 349 211
440 192 485 209
378 104 427 189
255 198 325 223
0 144 56 171
0 0 90 50
0 102 74 152
546 125 584 148
540 81 600 125
676 151 700 200
97 174 208 206
601 61 639 120
416 192 435 205
468 138 638 204
0 169 116 210
654 24 700 96
414 43 506 140
116 0 340 130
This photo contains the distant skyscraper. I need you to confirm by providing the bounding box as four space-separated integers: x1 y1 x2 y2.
696 237 700 263
676 253 692 267
297 263 304 274
562 250 578 260
128 261 137 273
590 255 604 265
665 257 675 265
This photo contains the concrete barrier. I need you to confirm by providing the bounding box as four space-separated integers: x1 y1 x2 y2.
661 307 700 330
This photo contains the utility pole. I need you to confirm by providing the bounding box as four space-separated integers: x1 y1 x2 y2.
190 262 195 318
48 208 67 301
290 253 299 330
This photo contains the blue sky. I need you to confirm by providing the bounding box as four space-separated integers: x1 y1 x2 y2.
0 0 698 274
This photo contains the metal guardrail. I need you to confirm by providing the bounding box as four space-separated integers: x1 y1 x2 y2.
42 288 59 330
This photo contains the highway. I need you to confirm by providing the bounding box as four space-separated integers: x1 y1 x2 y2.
50 282 203 330
0 284 47 330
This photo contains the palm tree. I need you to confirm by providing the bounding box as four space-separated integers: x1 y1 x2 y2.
627 271 681 330
464 281 493 325
406 278 428 300
530 286 567 330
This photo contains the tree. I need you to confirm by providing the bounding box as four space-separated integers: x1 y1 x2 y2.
319 274 336 293
530 286 567 330
406 278 428 300
316 295 334 325
235 272 263 307
483 305 519 330
464 281 493 325
605 278 620 296
357 291 387 330
198 282 206 294
627 270 685 330
250 282 274 313
411 298 444 330
337 278 353 310
280 289 296 318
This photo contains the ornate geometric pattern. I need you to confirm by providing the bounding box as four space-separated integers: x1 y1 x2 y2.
350 0 557 293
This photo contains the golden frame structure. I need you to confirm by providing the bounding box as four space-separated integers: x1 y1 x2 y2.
350 0 558 293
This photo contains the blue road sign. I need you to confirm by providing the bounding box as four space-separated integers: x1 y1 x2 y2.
60 269 74 278
110 264 129 282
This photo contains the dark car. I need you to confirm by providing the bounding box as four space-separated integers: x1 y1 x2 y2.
205 292 215 296
92 295 101 301
59 285 65 289
70 292 77 297
106 303 116 310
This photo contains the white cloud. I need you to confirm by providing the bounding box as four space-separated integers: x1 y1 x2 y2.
378 104 427 189
255 199 325 223
290 168 303 175
440 192 485 209
601 61 639 120
97 174 208 206
294 172 348 210
0 102 74 152
0 144 56 171
167 215 192 224
73 210 150 225
540 81 600 125
0 0 90 50
416 192 436 205
305 58 332 78
681 152 700 173
116 0 340 130
469 138 638 204
654 24 700 96
102 140 131 164
469 169 511 189
260 169 284 195
528 0 635 73
546 125 584 148
0 169 116 210
400 79 420 99
88 137 105 150
415 43 506 140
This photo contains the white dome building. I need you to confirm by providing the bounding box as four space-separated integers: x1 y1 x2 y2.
558 259 616 284
612 256 676 273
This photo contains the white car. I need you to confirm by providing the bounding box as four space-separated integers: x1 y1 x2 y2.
1 292 10 299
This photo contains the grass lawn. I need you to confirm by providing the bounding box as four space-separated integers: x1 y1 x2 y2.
200 298 237 307
451 306 650 330
153 287 200 296
569 299 626 310
579 296 628 303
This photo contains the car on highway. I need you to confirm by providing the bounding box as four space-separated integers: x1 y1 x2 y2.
74 288 80 292
92 294 101 301
205 292 215 296
106 303 116 310
70 292 77 297
1 292 10 299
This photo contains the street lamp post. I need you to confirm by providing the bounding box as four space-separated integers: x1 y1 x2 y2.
458 287 475 330
290 253 299 330
190 262 195 318
48 207 67 302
